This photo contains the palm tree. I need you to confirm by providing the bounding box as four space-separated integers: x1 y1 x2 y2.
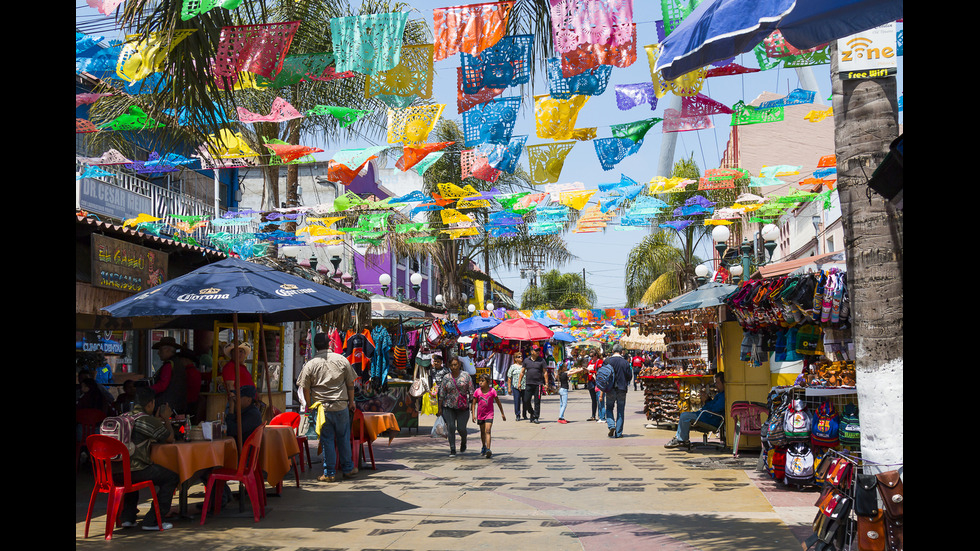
829 42 903 469
520 269 596 309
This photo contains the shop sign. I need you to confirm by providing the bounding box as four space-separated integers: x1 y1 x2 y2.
836 23 898 80
92 234 168 294
78 177 152 222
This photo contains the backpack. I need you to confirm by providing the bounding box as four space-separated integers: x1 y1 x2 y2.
839 404 860 448
766 447 786 481
784 399 812 441
811 401 840 448
595 361 615 392
784 441 815 485
764 403 789 448
99 411 146 460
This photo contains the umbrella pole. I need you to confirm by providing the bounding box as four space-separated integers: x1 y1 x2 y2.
259 314 273 422
232 313 243 452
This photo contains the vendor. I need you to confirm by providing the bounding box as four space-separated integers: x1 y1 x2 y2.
221 341 254 396
665 372 725 449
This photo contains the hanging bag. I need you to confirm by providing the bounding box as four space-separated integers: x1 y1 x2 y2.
854 473 880 517
409 363 428 398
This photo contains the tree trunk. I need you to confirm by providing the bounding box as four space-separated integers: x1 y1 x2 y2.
830 42 903 472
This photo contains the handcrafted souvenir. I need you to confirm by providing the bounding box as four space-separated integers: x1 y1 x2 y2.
365 44 434 100
459 35 532 94
214 21 301 81
330 12 410 74
433 1 514 61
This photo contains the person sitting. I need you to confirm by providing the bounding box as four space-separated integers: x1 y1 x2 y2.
77 378 108 413
112 379 137 414
120 387 179 531
178 347 202 423
665 372 725 449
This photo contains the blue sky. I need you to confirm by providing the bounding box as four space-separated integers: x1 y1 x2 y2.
76 2 903 308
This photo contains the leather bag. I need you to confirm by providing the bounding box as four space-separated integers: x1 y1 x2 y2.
854 473 880 517
408 363 428 398
857 510 886 551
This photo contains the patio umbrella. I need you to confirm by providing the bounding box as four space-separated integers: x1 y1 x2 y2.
655 0 904 80
550 331 576 343
456 314 501 336
101 257 369 449
370 294 426 319
651 282 738 314
489 317 554 342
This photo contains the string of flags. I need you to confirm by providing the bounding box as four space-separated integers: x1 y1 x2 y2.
75 0 899 257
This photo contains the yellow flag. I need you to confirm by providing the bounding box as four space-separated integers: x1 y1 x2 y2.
440 209 473 225
123 213 162 227
206 129 260 159
437 183 481 200
644 44 706 97
387 104 446 144
116 30 196 83
534 95 596 141
559 190 597 211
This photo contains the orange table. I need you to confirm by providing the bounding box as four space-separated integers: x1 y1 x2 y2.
150 438 238 517
260 425 301 488
361 412 400 445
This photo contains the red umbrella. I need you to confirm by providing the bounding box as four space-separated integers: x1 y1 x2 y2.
488 318 554 341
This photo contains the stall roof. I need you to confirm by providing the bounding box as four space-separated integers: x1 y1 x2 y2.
756 251 845 278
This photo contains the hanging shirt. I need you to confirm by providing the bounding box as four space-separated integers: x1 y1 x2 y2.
344 329 375 377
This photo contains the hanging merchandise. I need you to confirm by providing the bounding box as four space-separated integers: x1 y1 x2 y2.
784 441 815 486
344 328 376 381
371 325 393 392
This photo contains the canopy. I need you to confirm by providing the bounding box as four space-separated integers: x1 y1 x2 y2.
655 0 904 80
371 295 426 319
100 257 369 329
456 314 501 336
550 331 576 343
488 318 554 342
651 282 738 314
571 340 603 349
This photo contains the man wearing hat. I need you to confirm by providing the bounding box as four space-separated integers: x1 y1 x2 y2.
150 336 187 414
221 341 255 395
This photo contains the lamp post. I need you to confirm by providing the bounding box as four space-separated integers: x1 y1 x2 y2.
712 224 780 283
379 273 391 296
410 272 423 301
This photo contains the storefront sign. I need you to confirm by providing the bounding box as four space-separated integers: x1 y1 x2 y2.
92 234 168 294
78 177 153 221
836 23 898 80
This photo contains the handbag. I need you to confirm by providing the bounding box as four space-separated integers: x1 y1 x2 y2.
824 457 853 490
875 470 903 520
857 510 886 551
409 363 427 398
854 473 880 517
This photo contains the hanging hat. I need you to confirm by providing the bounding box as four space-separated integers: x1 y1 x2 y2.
152 336 181 350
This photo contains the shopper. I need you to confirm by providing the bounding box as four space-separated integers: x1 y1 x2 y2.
603 344 633 439
665 372 726 449
585 351 600 421
519 345 548 424
631 352 644 391
298 333 358 482
437 357 474 456
556 363 570 423
471 373 506 457
506 353 525 420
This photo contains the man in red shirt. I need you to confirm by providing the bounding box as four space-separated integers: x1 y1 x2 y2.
179 347 202 422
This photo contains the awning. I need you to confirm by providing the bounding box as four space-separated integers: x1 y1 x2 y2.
756 251 845 278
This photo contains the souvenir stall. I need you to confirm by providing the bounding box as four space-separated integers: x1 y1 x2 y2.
723 267 901 551
633 307 720 427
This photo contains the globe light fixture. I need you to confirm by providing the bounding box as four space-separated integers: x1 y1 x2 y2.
379 273 391 296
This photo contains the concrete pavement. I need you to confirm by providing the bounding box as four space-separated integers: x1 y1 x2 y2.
76 388 818 550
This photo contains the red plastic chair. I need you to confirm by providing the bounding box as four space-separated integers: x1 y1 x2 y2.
268 412 303 489
351 409 375 470
84 434 164 540
76 408 107 472
200 425 266 524
730 401 770 458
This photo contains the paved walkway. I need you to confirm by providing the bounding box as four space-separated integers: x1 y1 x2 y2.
76 388 818 550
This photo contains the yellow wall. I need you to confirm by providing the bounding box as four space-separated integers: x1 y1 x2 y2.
718 321 771 449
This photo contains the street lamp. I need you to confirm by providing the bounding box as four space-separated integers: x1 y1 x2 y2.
468 304 476 315
410 272 423 301
695 264 710 285
379 273 391 296
486 302 494 312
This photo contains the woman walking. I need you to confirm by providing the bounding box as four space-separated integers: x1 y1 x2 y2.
436 357 474 456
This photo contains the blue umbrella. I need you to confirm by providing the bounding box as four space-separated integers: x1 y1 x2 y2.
456 314 501 336
100 257 369 329
655 0 904 80
530 316 564 327
550 331 576 343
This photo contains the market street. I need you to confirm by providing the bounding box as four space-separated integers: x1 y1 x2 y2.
76 388 816 550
